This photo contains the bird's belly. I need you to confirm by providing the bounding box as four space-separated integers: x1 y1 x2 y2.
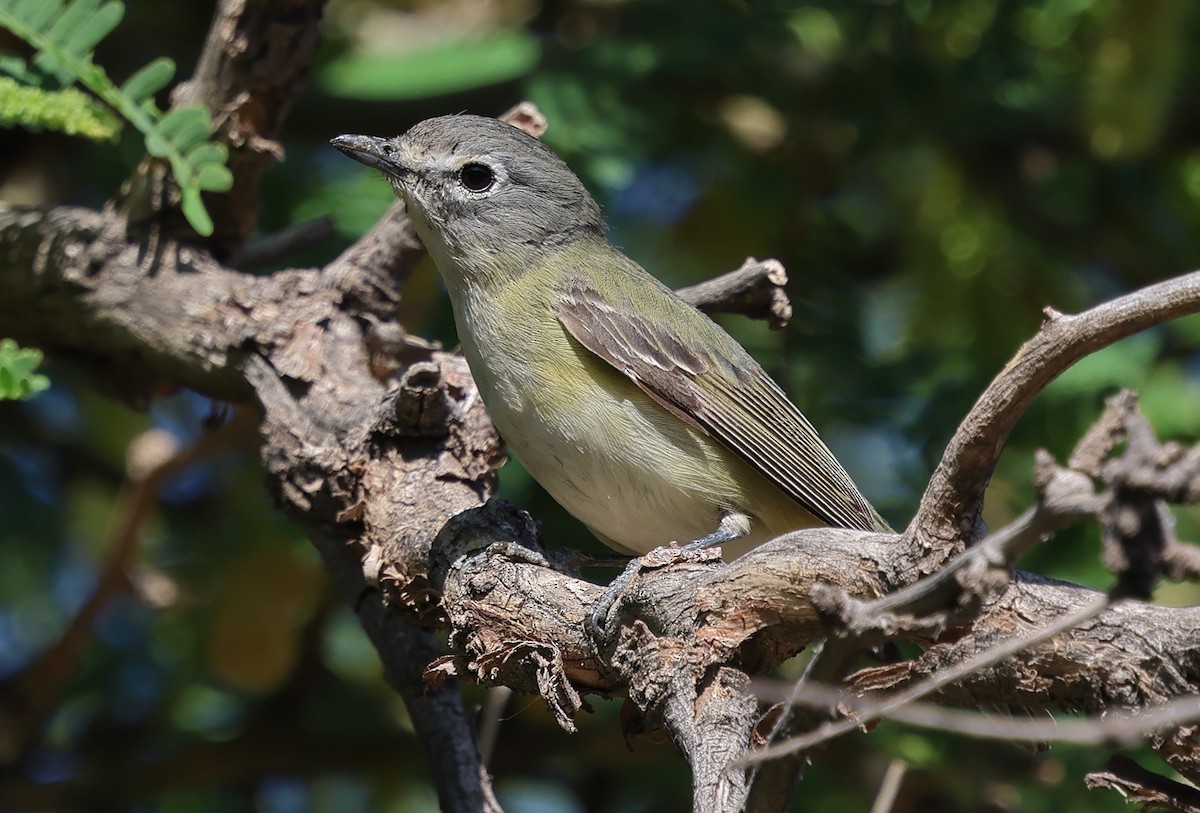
472 350 803 555
501 415 727 554
509 419 726 555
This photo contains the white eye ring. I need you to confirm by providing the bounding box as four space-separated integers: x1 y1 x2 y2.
458 162 495 192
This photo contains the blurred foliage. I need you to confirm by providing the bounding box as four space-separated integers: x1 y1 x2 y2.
318 29 539 100
1 0 1200 810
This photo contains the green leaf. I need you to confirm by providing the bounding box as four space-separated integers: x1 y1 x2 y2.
0 53 38 84
196 162 233 192
0 338 50 400
16 0 63 32
156 105 211 147
180 187 213 236
121 57 174 101
61 1 122 57
44 0 97 45
186 141 226 167
144 130 169 157
0 0 231 235
138 104 227 233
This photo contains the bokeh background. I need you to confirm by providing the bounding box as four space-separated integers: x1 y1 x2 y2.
2 0 1200 810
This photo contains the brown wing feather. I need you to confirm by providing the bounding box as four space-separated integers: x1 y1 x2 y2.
554 276 887 532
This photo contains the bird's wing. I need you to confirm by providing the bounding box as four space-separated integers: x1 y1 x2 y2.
553 275 888 532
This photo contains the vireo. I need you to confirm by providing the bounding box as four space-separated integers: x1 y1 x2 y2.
332 115 888 562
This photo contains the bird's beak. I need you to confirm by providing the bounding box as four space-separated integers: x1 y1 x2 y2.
330 134 413 181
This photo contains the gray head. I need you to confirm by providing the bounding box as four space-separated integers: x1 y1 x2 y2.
332 115 606 272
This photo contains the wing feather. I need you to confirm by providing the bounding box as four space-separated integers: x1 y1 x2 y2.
554 275 887 532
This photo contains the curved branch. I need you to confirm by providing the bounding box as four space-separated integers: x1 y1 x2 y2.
917 270 1200 553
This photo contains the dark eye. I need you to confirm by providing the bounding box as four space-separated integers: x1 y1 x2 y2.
459 162 495 192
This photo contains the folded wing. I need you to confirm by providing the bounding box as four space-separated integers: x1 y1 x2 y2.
553 275 888 533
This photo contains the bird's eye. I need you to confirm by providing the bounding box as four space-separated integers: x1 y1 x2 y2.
458 162 495 192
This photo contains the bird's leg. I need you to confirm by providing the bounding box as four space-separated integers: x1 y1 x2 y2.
586 512 749 645
681 512 750 550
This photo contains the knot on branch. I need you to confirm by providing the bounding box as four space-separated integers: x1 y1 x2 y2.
380 360 459 438
366 353 503 483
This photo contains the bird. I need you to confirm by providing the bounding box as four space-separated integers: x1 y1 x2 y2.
331 115 888 569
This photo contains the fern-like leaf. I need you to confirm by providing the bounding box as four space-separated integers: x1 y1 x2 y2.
0 75 120 139
120 57 173 102
61 1 122 58
0 51 41 84
16 0 62 40
0 0 233 237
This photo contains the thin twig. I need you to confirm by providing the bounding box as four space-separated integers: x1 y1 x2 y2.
477 686 513 766
1086 755 1200 813
756 683 1200 748
236 216 336 269
676 257 793 329
869 759 908 813
737 595 1112 766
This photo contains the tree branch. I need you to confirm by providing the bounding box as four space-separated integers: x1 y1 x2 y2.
676 257 793 329
170 0 323 254
917 271 1200 554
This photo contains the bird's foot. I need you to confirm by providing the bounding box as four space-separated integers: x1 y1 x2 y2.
585 532 734 649
586 556 644 644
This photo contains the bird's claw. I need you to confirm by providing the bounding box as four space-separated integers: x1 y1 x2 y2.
585 556 644 650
